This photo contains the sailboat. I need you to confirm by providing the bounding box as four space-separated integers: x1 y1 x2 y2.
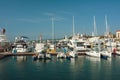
12 36 28 53
86 16 101 58
67 16 79 58
100 15 112 58
47 17 56 54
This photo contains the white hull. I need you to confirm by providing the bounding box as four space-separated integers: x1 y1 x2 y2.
100 51 112 58
57 52 66 58
86 51 100 58
38 54 44 59
38 53 51 59
46 54 51 59
67 51 78 58
116 51 120 55
16 48 27 53
86 56 101 62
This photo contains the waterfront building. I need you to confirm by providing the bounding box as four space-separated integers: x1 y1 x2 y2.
116 30 120 39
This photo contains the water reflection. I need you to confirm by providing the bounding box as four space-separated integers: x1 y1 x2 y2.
13 56 27 62
107 58 112 65
69 56 85 68
85 56 101 80
33 59 51 64
1 55 120 80
70 58 75 65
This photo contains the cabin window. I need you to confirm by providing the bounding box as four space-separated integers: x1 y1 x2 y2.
77 42 84 47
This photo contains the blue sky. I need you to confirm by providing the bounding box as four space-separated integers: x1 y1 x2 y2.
0 0 120 41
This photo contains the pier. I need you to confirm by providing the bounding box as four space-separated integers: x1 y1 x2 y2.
0 52 86 59
0 52 36 59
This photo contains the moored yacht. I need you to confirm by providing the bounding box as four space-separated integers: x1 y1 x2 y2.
68 38 88 54
12 36 28 53
100 50 112 58
86 50 101 58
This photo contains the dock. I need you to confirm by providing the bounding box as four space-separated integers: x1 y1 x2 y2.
0 52 58 59
0 52 36 59
0 52 86 60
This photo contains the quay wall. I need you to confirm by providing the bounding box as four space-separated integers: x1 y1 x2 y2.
0 52 86 59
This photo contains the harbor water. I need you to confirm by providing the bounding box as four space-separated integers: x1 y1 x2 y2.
0 55 120 80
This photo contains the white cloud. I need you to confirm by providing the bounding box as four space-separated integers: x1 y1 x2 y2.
43 12 55 16
60 11 73 15
18 18 37 23
53 17 65 21
17 18 49 23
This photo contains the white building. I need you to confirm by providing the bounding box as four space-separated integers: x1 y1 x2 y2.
116 30 120 38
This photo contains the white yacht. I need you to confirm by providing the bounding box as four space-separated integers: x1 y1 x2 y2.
12 36 28 53
68 38 87 54
100 50 112 58
86 50 101 58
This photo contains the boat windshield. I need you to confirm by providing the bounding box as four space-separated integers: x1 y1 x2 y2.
76 42 84 47
16 45 23 48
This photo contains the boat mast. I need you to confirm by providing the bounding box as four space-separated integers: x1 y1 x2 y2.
40 34 42 43
93 16 97 36
52 17 54 44
73 16 75 36
105 15 109 37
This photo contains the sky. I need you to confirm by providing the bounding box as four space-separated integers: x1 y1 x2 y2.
0 0 120 41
